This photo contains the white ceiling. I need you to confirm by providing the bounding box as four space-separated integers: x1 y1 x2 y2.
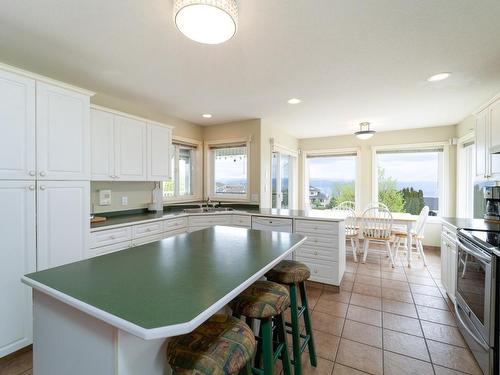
0 0 499 138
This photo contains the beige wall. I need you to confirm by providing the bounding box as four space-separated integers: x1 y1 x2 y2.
260 120 299 208
203 119 262 203
91 181 155 214
299 125 458 246
456 115 475 138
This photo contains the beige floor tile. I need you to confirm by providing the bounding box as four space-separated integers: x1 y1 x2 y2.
341 281 354 292
352 283 382 298
383 329 430 361
343 272 356 282
416 305 457 326
408 276 437 287
342 319 382 348
412 293 449 310
300 355 335 375
356 268 382 278
383 350 434 375
346 305 382 327
427 340 482 375
420 320 466 347
382 312 423 337
382 299 418 318
332 363 370 374
0 350 32 375
380 271 407 281
314 299 349 318
336 339 383 375
355 274 381 286
311 311 345 336
311 329 340 361
320 290 352 304
433 365 471 375
349 293 382 310
409 284 442 297
381 288 414 303
381 279 410 291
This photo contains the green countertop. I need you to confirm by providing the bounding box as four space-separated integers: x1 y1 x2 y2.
24 226 306 339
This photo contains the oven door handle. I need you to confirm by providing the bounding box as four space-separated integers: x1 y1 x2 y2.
456 240 491 263
454 304 489 351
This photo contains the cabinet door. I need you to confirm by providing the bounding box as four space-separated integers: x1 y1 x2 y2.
448 245 457 301
114 115 147 181
489 99 500 178
440 235 449 292
147 123 171 181
37 181 90 270
90 109 115 180
0 181 36 356
475 110 488 179
0 70 36 180
36 82 90 180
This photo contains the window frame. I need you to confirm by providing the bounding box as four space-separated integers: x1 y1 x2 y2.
204 137 251 202
456 133 475 218
371 142 450 218
163 136 202 203
271 140 298 210
302 147 361 211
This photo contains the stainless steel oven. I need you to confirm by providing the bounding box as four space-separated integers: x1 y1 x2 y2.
456 229 497 375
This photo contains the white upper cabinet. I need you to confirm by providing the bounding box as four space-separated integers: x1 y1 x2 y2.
0 181 36 356
475 97 500 180
36 180 90 270
147 123 172 181
475 109 488 179
489 98 500 177
114 115 147 181
90 109 115 180
0 70 36 180
36 82 90 180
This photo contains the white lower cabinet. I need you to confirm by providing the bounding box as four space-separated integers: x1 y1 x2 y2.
0 181 36 357
441 223 457 302
37 181 90 270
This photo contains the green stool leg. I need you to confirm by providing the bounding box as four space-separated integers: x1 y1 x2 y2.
299 281 317 367
276 313 292 375
289 283 302 375
261 318 274 375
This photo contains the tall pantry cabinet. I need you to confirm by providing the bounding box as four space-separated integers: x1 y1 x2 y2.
0 66 92 357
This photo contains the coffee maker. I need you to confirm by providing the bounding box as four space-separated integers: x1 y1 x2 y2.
484 186 500 221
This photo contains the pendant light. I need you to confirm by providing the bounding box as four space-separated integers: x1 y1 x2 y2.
354 122 376 140
173 0 238 44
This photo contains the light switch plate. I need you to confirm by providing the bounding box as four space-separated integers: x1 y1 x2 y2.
121 196 128 206
98 189 111 206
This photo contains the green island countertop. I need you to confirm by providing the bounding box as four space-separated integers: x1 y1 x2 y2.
23 226 306 339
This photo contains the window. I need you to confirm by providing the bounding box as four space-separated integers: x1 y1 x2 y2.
207 141 249 200
272 152 295 209
163 139 201 201
305 151 357 210
457 139 475 218
374 146 444 215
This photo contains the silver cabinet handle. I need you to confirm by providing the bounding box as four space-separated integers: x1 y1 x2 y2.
39 185 46 190
39 171 46 177
29 170 36 176
28 185 35 191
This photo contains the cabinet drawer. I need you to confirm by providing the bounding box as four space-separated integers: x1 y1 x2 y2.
133 221 164 239
132 233 165 247
232 215 251 227
295 219 339 235
252 216 293 232
164 217 188 232
296 244 337 261
91 241 131 257
188 215 232 227
300 233 338 249
295 256 338 282
164 228 187 238
442 224 457 240
91 227 132 248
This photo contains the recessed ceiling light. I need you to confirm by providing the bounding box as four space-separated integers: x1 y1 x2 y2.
427 72 451 82
288 98 302 104
202 113 213 119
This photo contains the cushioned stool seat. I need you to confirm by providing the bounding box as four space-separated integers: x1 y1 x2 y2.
265 260 311 284
166 314 256 375
231 280 289 318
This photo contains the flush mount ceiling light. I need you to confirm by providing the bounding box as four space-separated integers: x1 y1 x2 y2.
427 72 451 82
287 98 302 104
354 122 376 140
202 113 213 118
173 0 238 44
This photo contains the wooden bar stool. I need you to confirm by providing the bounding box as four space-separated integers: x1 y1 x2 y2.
166 314 256 375
265 260 317 375
231 280 292 375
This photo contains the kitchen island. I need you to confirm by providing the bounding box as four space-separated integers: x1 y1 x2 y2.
22 226 306 375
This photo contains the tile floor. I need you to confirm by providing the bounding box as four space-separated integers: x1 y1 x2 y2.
0 248 483 375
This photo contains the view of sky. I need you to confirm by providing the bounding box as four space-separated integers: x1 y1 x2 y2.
214 154 248 181
307 155 356 181
377 152 439 182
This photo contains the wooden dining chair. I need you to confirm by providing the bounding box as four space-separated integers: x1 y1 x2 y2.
334 201 356 212
361 207 396 267
392 206 430 266
344 209 359 262
364 202 389 211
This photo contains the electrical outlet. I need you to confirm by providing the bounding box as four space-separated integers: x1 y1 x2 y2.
121 196 128 206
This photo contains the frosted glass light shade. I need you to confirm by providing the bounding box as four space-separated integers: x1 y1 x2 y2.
173 0 238 44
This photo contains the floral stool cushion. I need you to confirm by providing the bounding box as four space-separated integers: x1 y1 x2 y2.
231 280 290 319
265 260 311 284
167 314 255 375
